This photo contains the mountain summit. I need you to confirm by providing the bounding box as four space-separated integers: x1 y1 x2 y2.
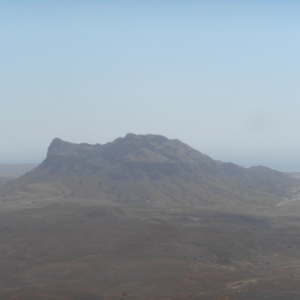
1 134 298 207
45 133 218 176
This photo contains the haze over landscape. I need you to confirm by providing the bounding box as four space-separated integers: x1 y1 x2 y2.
0 134 300 299
2 1 300 300
1 1 300 169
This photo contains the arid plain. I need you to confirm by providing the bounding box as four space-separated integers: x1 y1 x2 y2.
1 134 300 300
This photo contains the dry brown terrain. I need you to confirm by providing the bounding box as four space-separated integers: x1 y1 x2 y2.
1 198 300 299
1 135 300 299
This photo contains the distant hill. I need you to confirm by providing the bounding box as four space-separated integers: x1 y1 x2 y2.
1 134 298 207
0 176 13 186
0 164 38 187
0 163 38 177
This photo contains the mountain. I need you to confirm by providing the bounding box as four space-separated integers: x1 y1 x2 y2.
2 134 300 299
1 133 298 207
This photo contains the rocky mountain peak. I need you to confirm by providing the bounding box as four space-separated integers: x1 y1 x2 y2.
45 134 213 166
1 133 299 207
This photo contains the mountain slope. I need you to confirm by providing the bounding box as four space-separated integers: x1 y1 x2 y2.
1 134 298 207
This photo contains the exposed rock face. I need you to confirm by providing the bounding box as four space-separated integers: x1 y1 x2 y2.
46 134 217 173
40 134 221 186
1 134 299 207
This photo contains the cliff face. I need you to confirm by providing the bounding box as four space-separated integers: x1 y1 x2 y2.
45 134 217 172
1 134 298 207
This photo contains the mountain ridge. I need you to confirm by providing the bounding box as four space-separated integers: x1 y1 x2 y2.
1 134 298 208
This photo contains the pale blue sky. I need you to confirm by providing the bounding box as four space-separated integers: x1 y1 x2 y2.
1 1 300 169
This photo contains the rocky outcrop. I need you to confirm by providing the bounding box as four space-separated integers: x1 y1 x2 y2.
1 134 299 207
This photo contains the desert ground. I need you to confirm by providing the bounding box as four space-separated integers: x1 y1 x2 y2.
1 137 300 300
1 193 300 299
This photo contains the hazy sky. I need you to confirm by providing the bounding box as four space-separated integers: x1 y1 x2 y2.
1 1 300 170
